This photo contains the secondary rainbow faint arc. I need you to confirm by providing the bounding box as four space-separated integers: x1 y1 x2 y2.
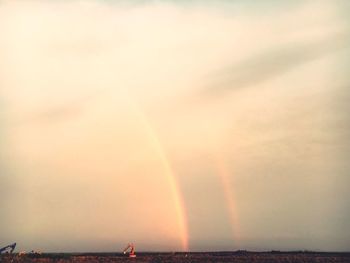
126 95 189 251
214 152 241 245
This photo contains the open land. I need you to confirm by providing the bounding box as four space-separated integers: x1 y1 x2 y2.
2 252 350 263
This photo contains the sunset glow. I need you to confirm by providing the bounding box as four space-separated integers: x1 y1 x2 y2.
1 0 350 253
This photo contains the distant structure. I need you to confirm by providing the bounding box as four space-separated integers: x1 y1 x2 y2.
0 243 16 254
123 243 136 258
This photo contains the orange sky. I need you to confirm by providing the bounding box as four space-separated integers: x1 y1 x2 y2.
1 0 350 252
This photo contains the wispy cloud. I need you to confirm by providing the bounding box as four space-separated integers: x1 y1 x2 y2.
202 31 350 97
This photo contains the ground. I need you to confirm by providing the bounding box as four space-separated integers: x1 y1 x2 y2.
1 252 350 263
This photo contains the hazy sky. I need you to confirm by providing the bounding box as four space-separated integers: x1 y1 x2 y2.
1 0 350 252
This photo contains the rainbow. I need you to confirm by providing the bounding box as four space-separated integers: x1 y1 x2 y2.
214 153 240 246
140 116 189 251
126 94 189 251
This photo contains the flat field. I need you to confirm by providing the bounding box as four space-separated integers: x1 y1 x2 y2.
1 252 350 263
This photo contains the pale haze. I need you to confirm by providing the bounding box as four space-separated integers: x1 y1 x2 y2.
1 0 350 252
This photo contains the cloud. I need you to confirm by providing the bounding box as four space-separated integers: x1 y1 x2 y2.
201 31 350 97
1 0 350 252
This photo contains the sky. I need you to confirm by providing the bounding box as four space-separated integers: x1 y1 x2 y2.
1 0 350 253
